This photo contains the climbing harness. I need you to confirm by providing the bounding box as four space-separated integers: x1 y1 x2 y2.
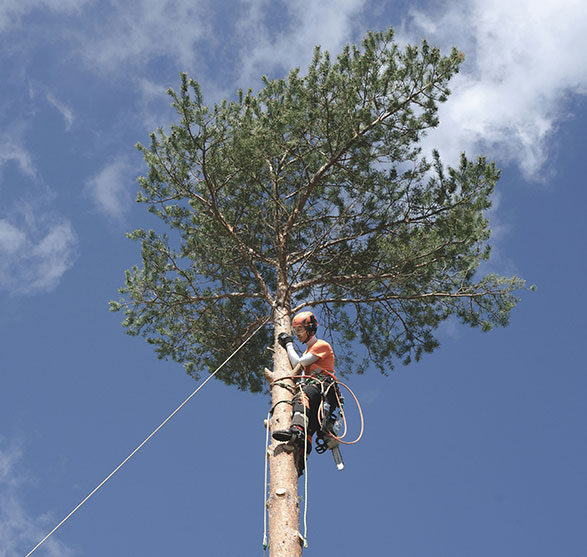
269 370 364 473
26 318 270 557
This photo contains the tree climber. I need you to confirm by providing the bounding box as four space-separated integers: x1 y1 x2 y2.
272 311 339 472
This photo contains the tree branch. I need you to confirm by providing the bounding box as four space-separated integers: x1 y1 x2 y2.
197 155 275 305
283 70 453 237
294 287 515 311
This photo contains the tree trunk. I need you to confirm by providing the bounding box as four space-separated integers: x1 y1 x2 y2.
266 304 303 556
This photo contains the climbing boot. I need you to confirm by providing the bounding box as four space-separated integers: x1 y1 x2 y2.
272 425 304 442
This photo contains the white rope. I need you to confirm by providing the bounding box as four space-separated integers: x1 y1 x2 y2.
26 319 269 557
301 385 309 549
262 410 271 554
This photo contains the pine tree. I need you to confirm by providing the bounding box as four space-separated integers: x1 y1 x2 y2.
111 28 526 555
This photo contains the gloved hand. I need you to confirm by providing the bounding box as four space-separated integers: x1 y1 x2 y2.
277 332 293 348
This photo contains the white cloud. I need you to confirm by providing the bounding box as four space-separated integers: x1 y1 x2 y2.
236 0 367 84
0 440 73 557
23 83 76 132
0 219 78 296
0 132 78 295
27 223 79 291
85 158 136 220
400 0 587 180
0 220 26 255
0 137 37 181
45 92 75 131
0 0 89 32
0 441 23 486
135 77 178 133
77 0 211 73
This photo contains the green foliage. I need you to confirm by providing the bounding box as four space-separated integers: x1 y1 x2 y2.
112 28 526 391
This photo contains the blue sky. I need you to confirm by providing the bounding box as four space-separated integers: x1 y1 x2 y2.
1 0 586 555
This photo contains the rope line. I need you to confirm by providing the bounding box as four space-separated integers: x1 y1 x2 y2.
262 410 271 555
301 383 309 549
26 318 269 557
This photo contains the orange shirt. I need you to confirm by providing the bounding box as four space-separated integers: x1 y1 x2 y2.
303 339 335 375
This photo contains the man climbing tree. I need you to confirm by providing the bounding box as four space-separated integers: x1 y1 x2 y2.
272 310 342 476
111 27 526 556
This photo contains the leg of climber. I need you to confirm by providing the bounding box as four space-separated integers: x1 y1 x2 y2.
272 383 322 450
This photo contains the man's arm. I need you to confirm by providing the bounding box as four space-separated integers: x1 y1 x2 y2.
278 333 318 371
286 343 318 369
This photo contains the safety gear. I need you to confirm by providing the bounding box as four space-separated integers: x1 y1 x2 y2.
273 425 313 476
272 424 304 442
277 332 293 348
292 311 318 343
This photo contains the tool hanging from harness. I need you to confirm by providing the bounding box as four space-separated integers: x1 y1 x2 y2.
315 400 344 470
312 373 345 470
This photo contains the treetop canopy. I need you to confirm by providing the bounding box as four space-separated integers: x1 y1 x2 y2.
111 28 526 392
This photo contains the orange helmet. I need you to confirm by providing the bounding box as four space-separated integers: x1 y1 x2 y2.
292 311 318 342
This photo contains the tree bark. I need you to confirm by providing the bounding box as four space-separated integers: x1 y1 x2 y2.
266 304 303 556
